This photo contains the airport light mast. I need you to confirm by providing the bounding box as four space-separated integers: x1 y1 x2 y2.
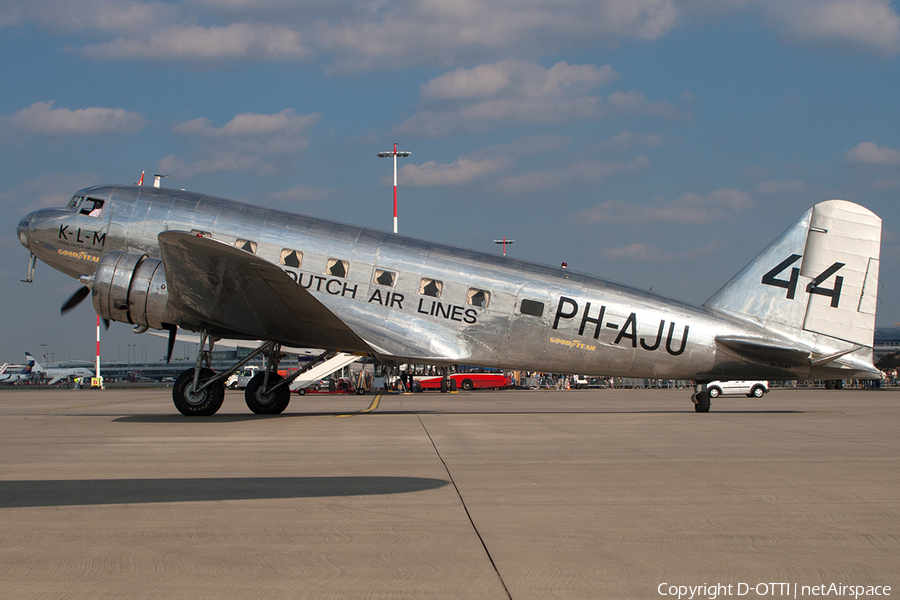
493 237 515 256
377 143 411 233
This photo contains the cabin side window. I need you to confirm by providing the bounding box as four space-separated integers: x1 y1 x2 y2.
327 258 349 278
374 269 395 286
466 288 491 308
419 278 443 298
280 249 303 268
520 299 544 317
235 239 257 254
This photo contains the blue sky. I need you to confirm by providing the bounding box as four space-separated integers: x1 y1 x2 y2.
2 0 900 365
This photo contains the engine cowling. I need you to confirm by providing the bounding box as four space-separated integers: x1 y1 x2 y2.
92 250 175 330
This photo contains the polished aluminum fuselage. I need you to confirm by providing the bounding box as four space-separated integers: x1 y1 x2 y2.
17 185 873 380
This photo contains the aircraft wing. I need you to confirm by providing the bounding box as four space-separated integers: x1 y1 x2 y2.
157 231 375 354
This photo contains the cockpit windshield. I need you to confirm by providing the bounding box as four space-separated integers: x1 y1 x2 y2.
80 198 104 217
67 195 84 210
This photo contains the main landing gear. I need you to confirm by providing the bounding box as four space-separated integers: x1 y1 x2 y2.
172 333 335 416
691 383 711 413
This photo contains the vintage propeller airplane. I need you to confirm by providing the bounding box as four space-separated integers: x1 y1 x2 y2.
17 184 881 415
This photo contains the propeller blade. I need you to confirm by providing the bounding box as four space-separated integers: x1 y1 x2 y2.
61 286 90 315
166 325 177 363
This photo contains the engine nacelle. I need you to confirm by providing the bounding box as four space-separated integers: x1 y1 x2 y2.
92 250 175 330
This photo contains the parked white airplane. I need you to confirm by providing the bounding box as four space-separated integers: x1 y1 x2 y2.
26 353 94 385
0 357 37 385
17 185 882 415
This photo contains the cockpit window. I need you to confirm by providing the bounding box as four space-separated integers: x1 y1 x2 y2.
68 196 84 210
80 198 104 217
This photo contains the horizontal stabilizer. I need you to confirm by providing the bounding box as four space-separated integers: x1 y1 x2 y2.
715 336 810 368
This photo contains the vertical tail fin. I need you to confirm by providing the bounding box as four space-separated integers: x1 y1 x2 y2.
25 352 43 373
704 200 881 348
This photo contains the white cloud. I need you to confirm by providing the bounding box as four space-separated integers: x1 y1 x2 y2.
497 155 650 194
398 157 511 186
421 60 617 100
5 0 898 67
574 188 755 225
600 240 725 262
397 61 683 136
174 109 319 139
316 0 677 71
161 109 321 177
767 0 900 55
5 101 146 136
846 141 900 165
80 23 307 61
417 60 616 129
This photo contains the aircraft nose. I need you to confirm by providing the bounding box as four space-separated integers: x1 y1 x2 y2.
17 212 35 249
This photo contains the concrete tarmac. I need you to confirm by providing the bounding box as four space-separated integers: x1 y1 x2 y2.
0 387 898 599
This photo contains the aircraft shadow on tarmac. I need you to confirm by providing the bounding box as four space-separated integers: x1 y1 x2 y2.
0 476 449 508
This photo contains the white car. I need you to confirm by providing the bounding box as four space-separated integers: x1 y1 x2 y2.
706 380 768 398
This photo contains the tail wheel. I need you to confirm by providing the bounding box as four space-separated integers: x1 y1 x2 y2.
173 368 225 416
245 373 291 415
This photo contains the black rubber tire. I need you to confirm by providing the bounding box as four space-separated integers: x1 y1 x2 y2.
173 368 225 416
749 386 765 398
708 386 721 398
356 387 366 395
461 379 474 391
440 378 449 393
244 373 291 415
694 391 711 413
297 388 307 396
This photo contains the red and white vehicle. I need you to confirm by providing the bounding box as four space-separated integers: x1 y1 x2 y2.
415 371 509 391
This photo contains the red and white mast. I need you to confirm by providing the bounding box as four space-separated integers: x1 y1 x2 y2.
95 315 103 389
377 143 411 234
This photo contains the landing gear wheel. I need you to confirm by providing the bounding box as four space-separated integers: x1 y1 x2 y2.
245 373 291 415
441 377 449 393
173 368 225 416
694 391 711 413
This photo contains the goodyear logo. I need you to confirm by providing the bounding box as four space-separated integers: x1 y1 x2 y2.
58 249 99 262
550 337 596 351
